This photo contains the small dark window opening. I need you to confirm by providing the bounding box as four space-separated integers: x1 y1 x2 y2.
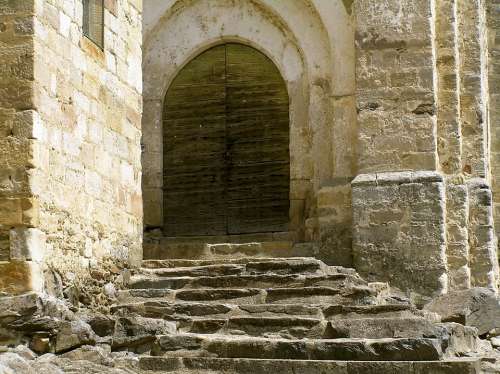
83 0 104 49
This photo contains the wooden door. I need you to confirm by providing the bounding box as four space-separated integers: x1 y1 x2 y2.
163 43 289 236
225 44 290 234
163 45 227 236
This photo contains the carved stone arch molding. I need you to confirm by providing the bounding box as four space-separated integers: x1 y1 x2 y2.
142 0 356 249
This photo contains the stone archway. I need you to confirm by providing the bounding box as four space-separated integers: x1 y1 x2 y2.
142 0 357 262
163 43 290 236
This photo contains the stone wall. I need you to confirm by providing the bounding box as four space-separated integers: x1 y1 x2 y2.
353 0 499 296
355 0 437 173
0 0 143 295
488 1 500 256
0 0 44 294
30 0 143 290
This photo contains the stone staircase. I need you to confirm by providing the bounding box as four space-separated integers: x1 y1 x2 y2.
109 253 486 373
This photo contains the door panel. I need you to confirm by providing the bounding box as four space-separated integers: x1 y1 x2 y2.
163 45 227 236
225 44 290 234
163 43 290 236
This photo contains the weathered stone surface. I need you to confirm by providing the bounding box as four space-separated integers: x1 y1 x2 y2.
424 288 500 336
139 357 483 374
0 257 497 372
352 171 448 302
153 334 444 361
59 345 112 367
54 320 97 353
129 273 364 292
0 0 143 295
326 317 438 339
116 316 175 337
467 180 500 290
86 314 116 337
0 261 43 295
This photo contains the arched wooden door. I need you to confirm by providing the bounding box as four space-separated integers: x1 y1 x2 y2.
163 43 290 236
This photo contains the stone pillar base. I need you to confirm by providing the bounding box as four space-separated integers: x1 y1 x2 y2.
352 171 448 303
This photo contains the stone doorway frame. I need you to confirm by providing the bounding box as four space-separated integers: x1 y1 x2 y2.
142 0 356 252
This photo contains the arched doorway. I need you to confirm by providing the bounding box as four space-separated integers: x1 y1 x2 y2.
163 43 290 236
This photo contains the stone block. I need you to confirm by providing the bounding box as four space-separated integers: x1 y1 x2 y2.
9 227 46 262
352 171 447 302
0 260 43 294
424 288 500 336
467 179 499 291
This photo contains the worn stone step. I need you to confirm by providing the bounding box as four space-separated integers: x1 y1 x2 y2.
142 257 314 269
150 334 444 361
127 273 365 291
179 316 327 339
175 288 266 304
111 301 236 319
118 286 379 305
265 286 378 305
144 241 303 261
322 304 418 319
140 264 246 277
236 304 323 318
175 316 470 343
116 289 175 303
326 317 441 339
112 302 422 321
142 257 355 273
139 356 482 373
111 301 324 320
141 258 331 277
245 259 325 275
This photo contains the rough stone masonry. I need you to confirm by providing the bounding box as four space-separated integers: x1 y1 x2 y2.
0 0 142 295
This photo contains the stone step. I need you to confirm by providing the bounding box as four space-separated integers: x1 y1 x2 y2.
140 259 333 278
139 357 482 373
265 286 378 305
118 286 378 305
179 316 326 339
177 316 454 341
323 304 420 319
175 288 266 304
110 302 428 325
111 301 327 320
110 303 460 342
150 334 445 361
142 257 352 275
326 317 441 339
140 264 246 277
111 301 238 319
236 304 324 318
127 273 366 291
144 240 303 261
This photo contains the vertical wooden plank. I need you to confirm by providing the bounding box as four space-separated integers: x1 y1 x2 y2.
163 45 227 236
225 43 290 234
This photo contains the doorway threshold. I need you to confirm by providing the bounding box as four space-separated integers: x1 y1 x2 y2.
143 231 313 260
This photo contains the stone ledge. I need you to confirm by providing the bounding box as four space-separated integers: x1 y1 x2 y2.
352 171 443 187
